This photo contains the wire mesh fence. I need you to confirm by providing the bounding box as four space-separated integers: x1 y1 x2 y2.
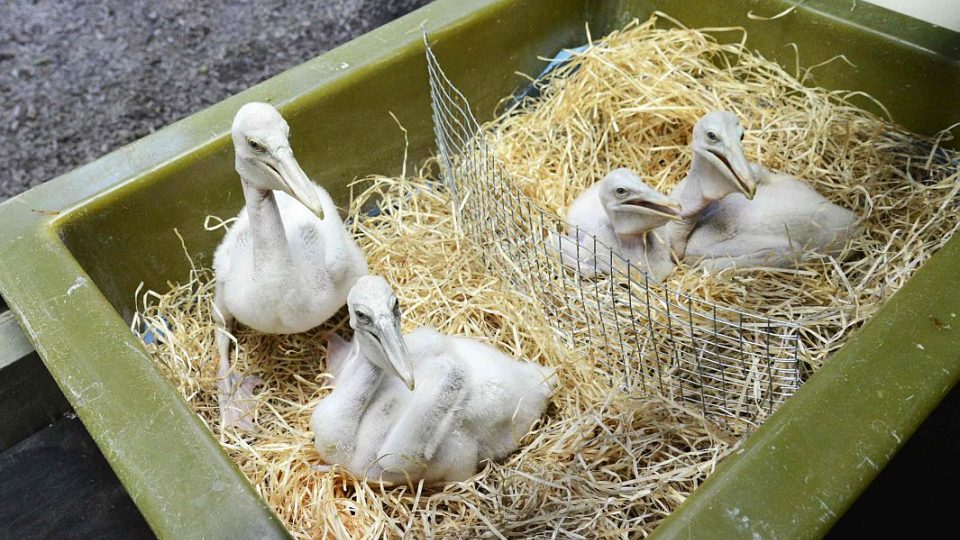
424 37 801 423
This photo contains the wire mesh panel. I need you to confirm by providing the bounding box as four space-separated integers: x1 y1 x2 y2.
424 37 800 422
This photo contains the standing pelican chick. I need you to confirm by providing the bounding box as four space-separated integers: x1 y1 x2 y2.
213 102 368 430
556 168 682 279
311 276 556 485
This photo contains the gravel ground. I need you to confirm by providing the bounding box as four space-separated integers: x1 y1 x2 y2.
0 0 431 200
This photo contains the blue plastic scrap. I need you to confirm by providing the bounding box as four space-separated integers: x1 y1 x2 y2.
512 44 590 104
141 315 172 345
538 45 591 79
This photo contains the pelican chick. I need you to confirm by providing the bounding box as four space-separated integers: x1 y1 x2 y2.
683 156 858 270
213 102 368 430
554 168 682 279
662 111 759 273
311 276 556 485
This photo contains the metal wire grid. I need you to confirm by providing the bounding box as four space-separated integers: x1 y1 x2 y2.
424 39 801 422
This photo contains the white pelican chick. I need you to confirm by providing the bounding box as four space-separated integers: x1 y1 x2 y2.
662 111 759 272
311 276 557 485
555 168 682 279
213 102 368 430
683 127 858 270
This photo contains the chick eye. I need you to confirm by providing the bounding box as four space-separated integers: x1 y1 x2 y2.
355 311 372 325
615 187 628 197
706 131 718 142
740 132 745 141
248 139 266 153
392 299 401 317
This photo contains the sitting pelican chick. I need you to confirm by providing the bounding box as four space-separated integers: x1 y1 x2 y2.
662 111 759 275
213 102 368 430
683 160 858 271
555 168 682 279
311 276 557 485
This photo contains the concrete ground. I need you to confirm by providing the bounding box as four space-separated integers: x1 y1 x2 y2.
0 0 430 200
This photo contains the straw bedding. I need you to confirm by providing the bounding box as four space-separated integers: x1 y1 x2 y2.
134 16 959 538
490 16 959 371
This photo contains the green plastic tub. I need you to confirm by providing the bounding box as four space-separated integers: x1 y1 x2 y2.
0 1 956 538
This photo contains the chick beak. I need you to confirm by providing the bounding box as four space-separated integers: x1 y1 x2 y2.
655 197 683 220
376 318 415 391
624 194 683 220
275 147 325 218
724 142 757 201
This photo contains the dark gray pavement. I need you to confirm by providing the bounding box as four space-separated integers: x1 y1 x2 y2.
0 0 430 200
